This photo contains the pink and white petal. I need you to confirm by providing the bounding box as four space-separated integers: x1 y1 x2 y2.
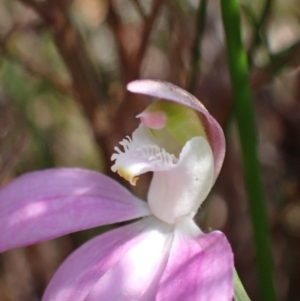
156 224 234 301
127 80 225 179
0 168 150 252
148 137 214 224
43 216 174 301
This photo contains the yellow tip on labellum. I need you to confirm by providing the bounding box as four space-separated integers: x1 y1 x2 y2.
131 177 139 186
117 169 139 186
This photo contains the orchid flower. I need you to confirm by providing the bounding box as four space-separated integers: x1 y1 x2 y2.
0 80 233 301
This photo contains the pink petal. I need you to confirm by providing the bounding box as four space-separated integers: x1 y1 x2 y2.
157 229 233 301
42 216 173 301
127 80 225 179
0 168 150 252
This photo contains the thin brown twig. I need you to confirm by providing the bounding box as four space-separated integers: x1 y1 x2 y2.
17 0 52 22
130 0 147 20
134 0 163 78
53 2 103 100
108 0 164 82
18 0 104 120
107 2 129 81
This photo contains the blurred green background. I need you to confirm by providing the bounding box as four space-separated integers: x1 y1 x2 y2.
0 0 300 300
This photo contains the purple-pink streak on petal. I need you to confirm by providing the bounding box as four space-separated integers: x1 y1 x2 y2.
42 216 173 301
156 230 233 301
127 80 225 179
0 168 150 252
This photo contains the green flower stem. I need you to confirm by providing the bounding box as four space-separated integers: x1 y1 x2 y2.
220 1 277 301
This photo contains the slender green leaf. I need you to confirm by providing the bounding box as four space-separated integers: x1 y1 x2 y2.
220 1 277 300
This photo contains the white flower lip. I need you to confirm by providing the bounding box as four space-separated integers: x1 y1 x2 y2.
111 124 214 224
148 136 214 224
111 125 177 186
